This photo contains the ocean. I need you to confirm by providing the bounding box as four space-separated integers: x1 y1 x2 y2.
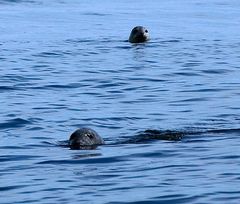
0 0 240 203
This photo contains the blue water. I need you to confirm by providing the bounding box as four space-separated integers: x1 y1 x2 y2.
1 0 240 203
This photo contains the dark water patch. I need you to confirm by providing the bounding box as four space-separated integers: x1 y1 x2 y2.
202 69 230 74
0 155 43 162
82 12 111 17
27 126 44 131
182 62 202 67
42 141 59 147
97 37 120 43
114 45 132 49
32 51 72 58
1 0 36 3
0 145 27 150
160 39 182 44
31 64 50 69
210 191 240 202
65 38 95 44
41 83 82 90
181 127 240 137
174 71 202 77
127 150 179 159
215 61 229 65
108 194 199 204
19 57 34 62
0 185 28 192
0 118 32 130
0 75 41 85
37 156 125 165
83 51 99 55
127 77 167 82
179 88 230 93
32 106 60 110
170 97 209 104
159 164 200 170
71 116 143 123
93 82 127 89
218 155 240 160
0 142 49 150
0 85 20 91
206 128 240 134
0 0 22 3
64 38 122 46
46 103 68 110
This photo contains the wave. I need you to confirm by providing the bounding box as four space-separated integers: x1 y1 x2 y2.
0 0 35 4
0 118 31 129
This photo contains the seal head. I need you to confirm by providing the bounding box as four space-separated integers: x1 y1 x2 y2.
69 128 105 149
129 26 149 43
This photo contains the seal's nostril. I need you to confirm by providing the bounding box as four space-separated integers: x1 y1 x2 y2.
87 133 94 139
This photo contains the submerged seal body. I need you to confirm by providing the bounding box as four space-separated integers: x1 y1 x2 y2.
129 26 149 43
69 128 105 149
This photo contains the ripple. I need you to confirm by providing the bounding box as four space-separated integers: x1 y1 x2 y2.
0 118 31 130
0 154 43 162
0 185 28 192
82 12 111 16
32 51 65 58
107 195 200 204
0 85 19 91
37 156 126 165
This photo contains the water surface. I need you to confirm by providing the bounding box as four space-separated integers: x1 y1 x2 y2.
1 0 240 203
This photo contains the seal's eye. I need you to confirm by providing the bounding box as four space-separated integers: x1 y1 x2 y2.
145 29 148 33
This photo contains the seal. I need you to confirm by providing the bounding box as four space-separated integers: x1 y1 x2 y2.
128 26 149 43
69 127 105 149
